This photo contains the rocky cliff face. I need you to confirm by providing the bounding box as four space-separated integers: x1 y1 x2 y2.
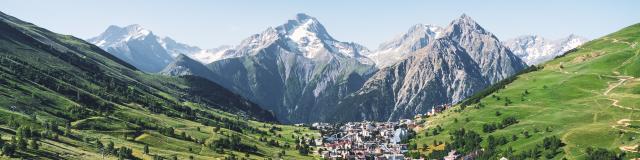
367 24 444 68
164 13 376 123
162 14 528 123
333 15 528 122
444 14 528 84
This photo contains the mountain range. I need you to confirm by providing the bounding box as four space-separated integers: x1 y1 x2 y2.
164 14 376 123
1 7 637 160
334 14 528 121
87 25 238 73
90 14 587 123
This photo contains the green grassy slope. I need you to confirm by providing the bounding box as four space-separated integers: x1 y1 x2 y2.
409 23 640 159
0 11 319 159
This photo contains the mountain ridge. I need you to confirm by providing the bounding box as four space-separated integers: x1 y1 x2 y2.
88 24 241 72
367 24 444 68
504 34 589 65
333 14 528 122
87 24 174 72
163 13 377 123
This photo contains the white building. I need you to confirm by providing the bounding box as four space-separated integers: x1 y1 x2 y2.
384 154 404 160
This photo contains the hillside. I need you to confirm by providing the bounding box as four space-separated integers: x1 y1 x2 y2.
0 11 319 159
407 23 640 159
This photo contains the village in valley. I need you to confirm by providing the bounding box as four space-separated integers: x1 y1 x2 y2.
311 104 452 159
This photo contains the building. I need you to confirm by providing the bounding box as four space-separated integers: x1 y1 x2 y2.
444 150 458 160
383 153 404 160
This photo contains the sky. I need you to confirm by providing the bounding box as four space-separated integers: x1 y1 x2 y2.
1 0 639 49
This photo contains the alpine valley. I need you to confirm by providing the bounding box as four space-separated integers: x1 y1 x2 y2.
88 14 593 124
0 3 638 160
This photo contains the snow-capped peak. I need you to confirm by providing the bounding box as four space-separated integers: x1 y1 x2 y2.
366 23 444 67
87 24 174 72
279 13 333 41
89 24 241 67
89 24 153 48
285 16 332 59
122 24 151 39
379 24 444 50
230 13 372 64
190 45 237 64
504 34 589 65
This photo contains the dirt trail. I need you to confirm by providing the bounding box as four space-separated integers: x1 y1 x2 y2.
604 75 639 152
604 76 633 96
605 76 636 111
604 37 635 47
620 144 639 153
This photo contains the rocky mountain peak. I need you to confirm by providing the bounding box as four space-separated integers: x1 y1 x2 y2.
88 24 173 72
89 24 154 47
446 14 488 37
278 13 335 52
294 13 316 22
367 23 444 67
231 13 371 62
173 53 193 62
122 24 148 33
160 53 214 78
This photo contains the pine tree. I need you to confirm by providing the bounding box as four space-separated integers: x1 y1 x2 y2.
106 141 115 153
17 137 27 150
97 140 103 149
144 144 149 154
0 133 3 147
29 140 39 150
213 126 220 133
64 121 72 136
2 144 15 156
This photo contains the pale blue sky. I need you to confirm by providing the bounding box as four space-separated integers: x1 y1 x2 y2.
2 0 639 49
